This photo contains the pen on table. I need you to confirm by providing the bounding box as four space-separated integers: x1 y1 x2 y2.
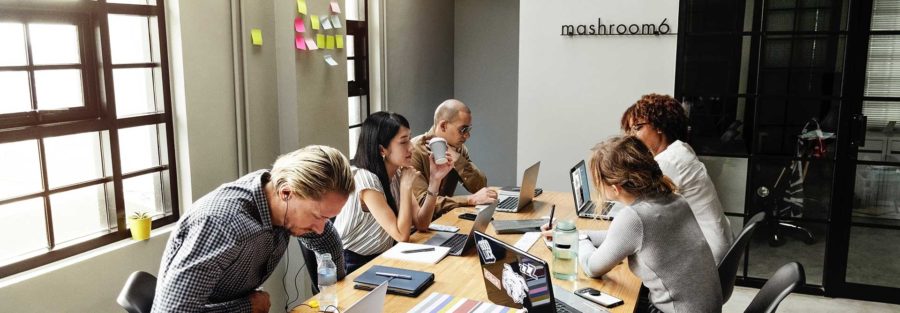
401 247 435 254
548 204 556 227
375 272 412 280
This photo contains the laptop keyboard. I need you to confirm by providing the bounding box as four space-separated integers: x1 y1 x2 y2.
441 234 468 253
555 301 580 313
496 197 519 212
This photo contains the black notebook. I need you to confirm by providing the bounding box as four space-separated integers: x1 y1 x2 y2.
353 265 434 297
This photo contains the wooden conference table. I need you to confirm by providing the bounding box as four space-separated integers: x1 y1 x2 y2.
294 191 642 312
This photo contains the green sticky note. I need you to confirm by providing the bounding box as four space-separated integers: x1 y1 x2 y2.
317 34 325 48
336 35 344 49
326 35 335 49
297 0 307 14
311 15 320 30
250 29 263 46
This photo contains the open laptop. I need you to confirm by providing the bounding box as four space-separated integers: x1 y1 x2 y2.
569 160 617 220
344 281 388 313
423 201 496 256
479 161 541 213
472 231 608 313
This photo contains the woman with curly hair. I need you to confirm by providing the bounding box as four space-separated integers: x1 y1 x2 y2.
621 93 733 264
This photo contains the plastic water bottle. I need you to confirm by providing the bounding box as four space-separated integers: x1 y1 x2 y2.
317 253 338 312
552 220 578 281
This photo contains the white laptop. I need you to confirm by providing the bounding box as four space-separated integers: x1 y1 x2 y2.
479 161 541 213
343 281 388 313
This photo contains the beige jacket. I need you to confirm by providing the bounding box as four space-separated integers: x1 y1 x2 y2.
410 130 487 217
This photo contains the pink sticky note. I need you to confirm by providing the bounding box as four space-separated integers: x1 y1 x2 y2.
306 38 318 50
330 1 341 13
294 17 305 33
295 33 307 50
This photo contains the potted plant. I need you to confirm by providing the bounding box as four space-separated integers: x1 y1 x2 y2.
128 211 152 241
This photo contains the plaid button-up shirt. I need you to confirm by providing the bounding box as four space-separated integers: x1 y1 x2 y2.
152 170 344 312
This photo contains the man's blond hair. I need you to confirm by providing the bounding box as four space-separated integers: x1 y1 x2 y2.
270 145 354 199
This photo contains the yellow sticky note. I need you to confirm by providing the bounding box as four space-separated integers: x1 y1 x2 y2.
336 35 344 49
250 28 263 46
326 35 335 49
297 0 308 14
317 34 325 48
311 15 320 30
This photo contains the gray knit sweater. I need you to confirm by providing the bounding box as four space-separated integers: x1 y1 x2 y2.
578 194 722 313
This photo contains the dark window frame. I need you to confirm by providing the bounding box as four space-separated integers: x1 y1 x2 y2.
0 0 179 279
347 0 369 131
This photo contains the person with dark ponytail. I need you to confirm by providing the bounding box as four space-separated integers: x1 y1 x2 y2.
334 112 454 273
579 136 722 313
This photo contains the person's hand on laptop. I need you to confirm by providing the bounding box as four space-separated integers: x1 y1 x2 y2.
467 187 498 205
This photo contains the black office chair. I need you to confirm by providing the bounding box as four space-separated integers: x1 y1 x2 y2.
744 262 805 313
756 180 815 247
718 211 766 302
117 271 157 313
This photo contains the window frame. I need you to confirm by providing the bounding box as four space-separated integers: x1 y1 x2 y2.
0 0 179 279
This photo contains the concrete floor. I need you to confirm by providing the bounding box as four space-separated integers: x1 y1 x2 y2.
723 286 900 312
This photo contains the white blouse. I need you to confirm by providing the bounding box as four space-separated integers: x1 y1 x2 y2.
655 140 734 264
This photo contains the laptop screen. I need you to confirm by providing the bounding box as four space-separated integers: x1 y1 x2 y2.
473 231 556 313
570 160 592 210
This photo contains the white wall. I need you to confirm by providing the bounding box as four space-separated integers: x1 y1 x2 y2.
454 0 519 187
518 0 680 190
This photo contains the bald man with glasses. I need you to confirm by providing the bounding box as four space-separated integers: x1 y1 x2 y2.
410 99 497 218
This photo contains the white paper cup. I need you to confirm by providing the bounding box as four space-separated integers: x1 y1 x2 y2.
428 137 449 164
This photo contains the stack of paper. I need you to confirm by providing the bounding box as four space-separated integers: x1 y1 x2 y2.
382 242 450 264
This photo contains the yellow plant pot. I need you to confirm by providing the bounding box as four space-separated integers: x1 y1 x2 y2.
129 217 152 241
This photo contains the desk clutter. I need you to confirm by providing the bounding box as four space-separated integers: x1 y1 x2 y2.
354 265 435 297
408 292 523 313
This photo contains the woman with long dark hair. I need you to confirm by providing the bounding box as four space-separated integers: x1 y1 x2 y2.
334 111 453 273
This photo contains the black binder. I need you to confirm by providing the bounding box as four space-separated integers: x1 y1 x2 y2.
353 265 434 297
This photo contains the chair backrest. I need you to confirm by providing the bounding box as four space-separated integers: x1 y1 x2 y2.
744 262 805 313
718 211 766 302
117 271 157 313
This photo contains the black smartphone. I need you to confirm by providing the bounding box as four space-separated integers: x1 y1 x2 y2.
458 213 477 221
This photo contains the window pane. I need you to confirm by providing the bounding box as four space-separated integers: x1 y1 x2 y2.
348 96 361 125
123 171 165 219
872 0 900 31
865 35 900 98
349 126 360 159
346 35 355 57
847 226 900 288
28 23 80 65
699 156 747 214
108 15 152 64
50 185 109 245
0 198 47 264
0 140 42 200
44 132 103 188
345 0 360 21
34 69 84 110
0 22 27 66
0 71 32 114
347 59 356 82
114 68 157 117
119 124 161 173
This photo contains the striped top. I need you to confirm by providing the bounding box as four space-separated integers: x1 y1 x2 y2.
334 167 401 256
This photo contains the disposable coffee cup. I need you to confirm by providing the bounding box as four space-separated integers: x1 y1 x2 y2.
428 137 449 165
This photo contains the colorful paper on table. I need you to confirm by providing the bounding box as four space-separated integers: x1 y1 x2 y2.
294 17 305 32
250 29 263 46
324 55 339 66
310 15 320 30
316 34 325 48
296 0 307 14
336 35 344 49
330 15 342 29
295 33 307 50
320 15 333 30
406 292 524 313
326 35 335 49
330 1 341 13
305 38 318 50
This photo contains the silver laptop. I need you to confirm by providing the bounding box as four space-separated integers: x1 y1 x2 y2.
569 160 617 220
344 281 388 313
479 161 541 213
423 201 496 256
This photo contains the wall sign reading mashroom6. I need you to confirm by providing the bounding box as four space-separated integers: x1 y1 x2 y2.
561 18 674 36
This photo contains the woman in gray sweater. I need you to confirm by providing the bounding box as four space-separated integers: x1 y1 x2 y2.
578 136 722 313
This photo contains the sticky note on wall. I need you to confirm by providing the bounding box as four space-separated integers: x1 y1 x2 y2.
317 34 325 48
295 33 307 50
250 28 263 46
295 17 305 32
311 15 320 30
336 35 344 49
306 38 318 50
297 0 307 14
330 1 341 13
326 35 335 49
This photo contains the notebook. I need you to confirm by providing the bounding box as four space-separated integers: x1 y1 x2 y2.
381 242 451 264
354 265 435 297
